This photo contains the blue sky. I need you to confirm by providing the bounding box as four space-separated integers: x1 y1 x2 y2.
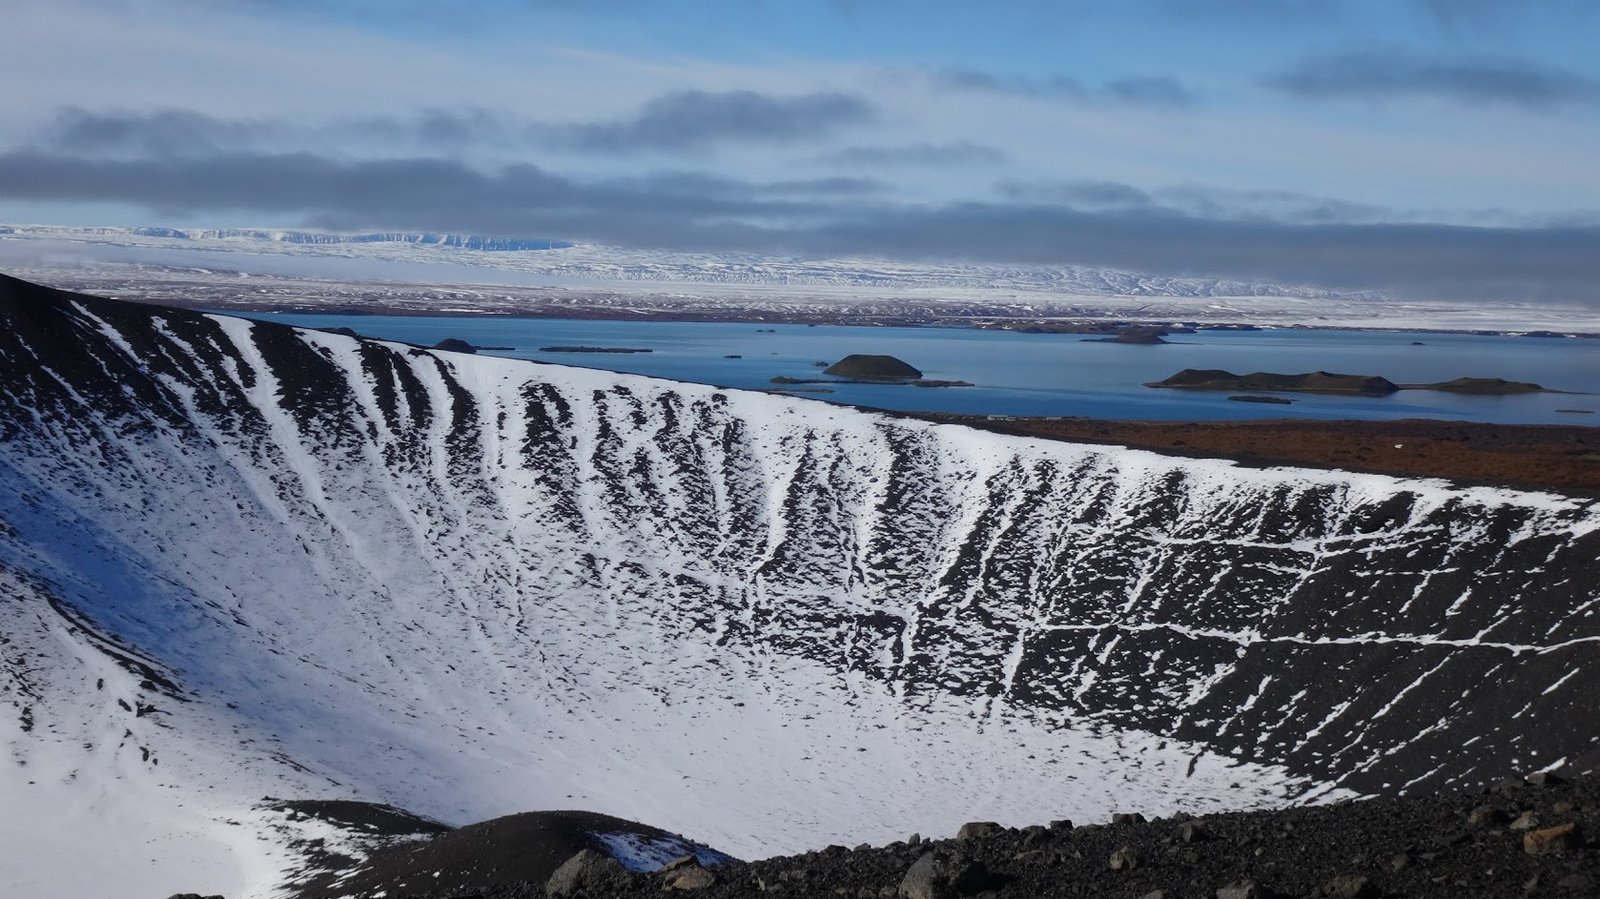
2 0 1599 300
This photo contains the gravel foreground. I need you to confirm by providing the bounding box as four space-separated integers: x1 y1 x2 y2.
362 772 1597 899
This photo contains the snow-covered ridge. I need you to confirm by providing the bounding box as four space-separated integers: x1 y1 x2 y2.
2 222 1376 299
2 278 1597 897
121 227 571 252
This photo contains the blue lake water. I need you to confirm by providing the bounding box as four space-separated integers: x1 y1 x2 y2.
248 313 1599 425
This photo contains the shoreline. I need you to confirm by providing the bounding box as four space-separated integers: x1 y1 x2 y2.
216 303 1600 340
915 413 1600 495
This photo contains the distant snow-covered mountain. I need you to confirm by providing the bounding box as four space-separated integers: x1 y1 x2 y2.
114 226 572 251
1 274 1596 897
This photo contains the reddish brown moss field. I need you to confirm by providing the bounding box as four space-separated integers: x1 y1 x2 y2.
921 415 1600 495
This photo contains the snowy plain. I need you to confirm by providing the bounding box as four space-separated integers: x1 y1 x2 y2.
4 224 1597 333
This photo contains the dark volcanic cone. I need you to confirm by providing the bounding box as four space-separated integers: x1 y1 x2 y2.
824 354 923 379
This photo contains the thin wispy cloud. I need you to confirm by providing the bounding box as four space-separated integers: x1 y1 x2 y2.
820 142 1007 167
1266 49 1600 110
552 90 876 152
997 178 1399 225
931 68 1195 108
29 92 877 159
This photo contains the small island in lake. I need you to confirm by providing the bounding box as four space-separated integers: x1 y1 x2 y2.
1229 395 1293 405
823 354 923 380
538 345 653 354
432 338 515 353
1149 369 1558 397
772 354 971 389
1401 377 1547 395
1084 326 1170 345
432 338 478 354
1148 369 1400 395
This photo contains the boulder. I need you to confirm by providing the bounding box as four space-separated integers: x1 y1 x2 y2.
955 821 1003 841
546 848 629 897
664 862 717 890
1523 823 1582 856
1108 845 1141 871
661 854 698 871
899 849 997 899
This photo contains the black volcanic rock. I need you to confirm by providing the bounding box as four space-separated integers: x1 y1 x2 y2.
547 848 630 897
899 848 998 898
824 354 922 379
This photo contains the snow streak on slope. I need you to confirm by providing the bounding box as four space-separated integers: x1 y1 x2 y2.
2 279 1598 896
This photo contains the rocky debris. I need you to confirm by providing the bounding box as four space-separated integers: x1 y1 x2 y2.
1112 813 1148 826
1215 879 1281 899
1466 805 1508 828
956 822 1004 841
1177 822 1209 843
898 849 998 899
1018 825 1050 849
1320 873 1376 897
546 848 629 897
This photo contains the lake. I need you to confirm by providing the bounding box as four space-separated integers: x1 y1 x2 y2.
246 313 1599 425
